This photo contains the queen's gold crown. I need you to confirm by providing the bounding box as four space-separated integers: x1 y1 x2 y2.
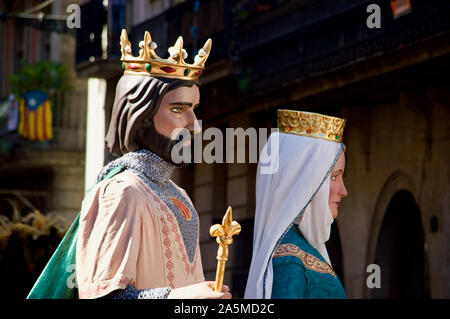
277 109 346 143
120 29 212 81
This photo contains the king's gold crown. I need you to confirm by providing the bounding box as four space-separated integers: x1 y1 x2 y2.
120 29 212 81
277 109 346 143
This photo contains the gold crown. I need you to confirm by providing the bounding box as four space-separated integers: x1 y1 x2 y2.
120 29 212 81
277 109 346 143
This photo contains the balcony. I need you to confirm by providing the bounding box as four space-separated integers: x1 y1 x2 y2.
75 0 235 81
0 89 86 246
0 90 87 166
75 0 120 78
130 0 233 66
236 0 450 94
0 90 87 299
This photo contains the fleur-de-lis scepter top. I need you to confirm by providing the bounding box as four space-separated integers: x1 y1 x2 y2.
209 206 241 292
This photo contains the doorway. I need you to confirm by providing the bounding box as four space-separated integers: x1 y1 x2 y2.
372 190 428 298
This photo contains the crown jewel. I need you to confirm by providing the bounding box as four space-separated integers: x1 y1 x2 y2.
277 109 346 143
120 29 212 80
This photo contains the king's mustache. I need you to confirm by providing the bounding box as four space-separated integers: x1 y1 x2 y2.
171 129 197 145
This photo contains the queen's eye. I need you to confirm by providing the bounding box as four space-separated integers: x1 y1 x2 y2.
331 169 343 181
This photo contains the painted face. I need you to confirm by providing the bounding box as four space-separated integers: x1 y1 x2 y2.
153 85 201 146
329 152 348 219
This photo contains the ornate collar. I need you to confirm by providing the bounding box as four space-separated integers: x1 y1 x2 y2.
97 149 175 186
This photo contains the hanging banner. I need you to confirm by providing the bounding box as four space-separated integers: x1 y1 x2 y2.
18 90 53 141
390 0 412 19
7 94 19 132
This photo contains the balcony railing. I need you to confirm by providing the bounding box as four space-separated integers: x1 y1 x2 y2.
130 0 233 66
0 91 87 154
236 0 450 94
76 0 234 72
49 91 87 151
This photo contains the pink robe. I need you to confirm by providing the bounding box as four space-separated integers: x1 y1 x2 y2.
76 171 204 298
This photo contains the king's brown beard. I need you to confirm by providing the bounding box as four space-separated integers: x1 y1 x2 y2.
134 120 194 167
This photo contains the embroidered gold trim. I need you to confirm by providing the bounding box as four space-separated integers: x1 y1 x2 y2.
273 243 337 277
277 109 346 143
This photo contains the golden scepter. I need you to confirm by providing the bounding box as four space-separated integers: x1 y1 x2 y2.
209 206 241 292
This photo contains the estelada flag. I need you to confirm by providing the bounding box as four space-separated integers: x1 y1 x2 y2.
18 90 53 141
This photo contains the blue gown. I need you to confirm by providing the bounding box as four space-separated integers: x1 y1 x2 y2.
271 226 346 299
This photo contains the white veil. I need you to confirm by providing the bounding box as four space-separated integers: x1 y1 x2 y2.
244 131 343 299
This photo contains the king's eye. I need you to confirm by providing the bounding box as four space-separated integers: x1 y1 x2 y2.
331 175 337 181
171 105 184 113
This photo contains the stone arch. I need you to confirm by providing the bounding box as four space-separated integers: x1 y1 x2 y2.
364 171 427 298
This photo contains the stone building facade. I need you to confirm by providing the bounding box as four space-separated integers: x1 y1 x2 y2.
75 0 450 299
0 0 87 225
191 1 450 299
